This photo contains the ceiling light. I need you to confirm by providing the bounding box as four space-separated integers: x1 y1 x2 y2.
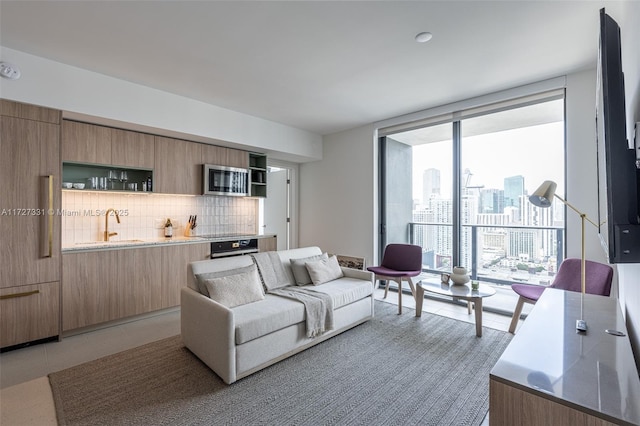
415 32 433 43
0 62 21 80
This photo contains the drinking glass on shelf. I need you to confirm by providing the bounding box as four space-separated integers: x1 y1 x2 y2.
119 171 128 190
108 170 119 190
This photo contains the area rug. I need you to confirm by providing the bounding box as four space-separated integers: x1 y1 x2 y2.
49 301 512 426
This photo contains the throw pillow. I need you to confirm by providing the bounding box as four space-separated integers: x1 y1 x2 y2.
195 265 258 297
290 252 329 285
202 266 265 308
305 255 344 286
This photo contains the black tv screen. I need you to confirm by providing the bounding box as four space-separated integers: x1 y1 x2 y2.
595 8 640 263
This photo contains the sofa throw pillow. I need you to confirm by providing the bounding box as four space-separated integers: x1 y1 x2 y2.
290 252 329 285
305 255 344 286
202 267 265 308
195 265 258 297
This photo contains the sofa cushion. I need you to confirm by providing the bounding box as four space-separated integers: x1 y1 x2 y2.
233 295 305 344
202 266 265 308
232 276 372 344
302 277 373 309
305 255 344 285
195 264 257 297
290 252 328 285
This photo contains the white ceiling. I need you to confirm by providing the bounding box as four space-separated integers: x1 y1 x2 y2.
0 1 623 136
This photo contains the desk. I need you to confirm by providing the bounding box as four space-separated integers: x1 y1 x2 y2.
415 280 496 337
490 288 640 425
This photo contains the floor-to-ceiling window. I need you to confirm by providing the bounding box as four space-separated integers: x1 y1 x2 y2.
379 92 565 314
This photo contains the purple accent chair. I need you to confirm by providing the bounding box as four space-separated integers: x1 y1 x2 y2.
508 258 613 333
367 244 422 314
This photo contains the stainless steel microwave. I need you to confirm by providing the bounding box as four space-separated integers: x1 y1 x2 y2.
203 164 249 196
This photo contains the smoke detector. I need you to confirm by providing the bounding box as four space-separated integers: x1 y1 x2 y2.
0 62 21 80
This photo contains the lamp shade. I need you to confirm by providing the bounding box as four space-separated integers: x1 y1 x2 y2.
529 180 557 207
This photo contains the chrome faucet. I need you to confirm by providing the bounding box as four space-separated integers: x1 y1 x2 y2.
104 208 121 241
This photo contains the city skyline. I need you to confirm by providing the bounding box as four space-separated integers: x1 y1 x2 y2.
411 121 565 201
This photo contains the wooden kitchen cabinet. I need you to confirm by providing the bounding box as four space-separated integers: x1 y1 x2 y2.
0 99 62 348
61 120 112 164
111 128 155 169
115 247 163 318
1 116 61 288
258 235 277 252
63 122 154 171
160 243 210 308
202 144 249 169
1 99 60 124
154 136 202 195
62 250 118 331
62 243 209 331
0 282 60 347
62 246 163 331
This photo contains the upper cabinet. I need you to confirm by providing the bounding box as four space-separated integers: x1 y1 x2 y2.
62 121 155 170
61 119 254 196
202 144 249 169
154 136 202 195
62 120 112 165
111 128 155 169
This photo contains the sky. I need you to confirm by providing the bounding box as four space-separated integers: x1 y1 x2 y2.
411 121 565 202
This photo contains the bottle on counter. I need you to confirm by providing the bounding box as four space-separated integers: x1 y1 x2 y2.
147 176 152 192
164 218 173 238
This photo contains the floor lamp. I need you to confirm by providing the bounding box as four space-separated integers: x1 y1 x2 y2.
529 180 599 332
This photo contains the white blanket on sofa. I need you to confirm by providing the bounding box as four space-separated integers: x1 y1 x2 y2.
269 286 334 338
251 252 291 290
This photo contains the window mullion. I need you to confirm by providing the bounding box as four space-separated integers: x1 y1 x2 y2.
452 121 462 267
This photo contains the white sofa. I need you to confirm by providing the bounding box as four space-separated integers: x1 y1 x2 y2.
181 246 374 384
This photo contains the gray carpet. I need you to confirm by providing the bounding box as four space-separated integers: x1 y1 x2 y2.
49 300 512 426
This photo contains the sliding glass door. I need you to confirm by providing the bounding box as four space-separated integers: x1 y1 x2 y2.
379 94 565 313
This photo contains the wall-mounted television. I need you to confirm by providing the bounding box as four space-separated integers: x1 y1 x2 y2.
595 8 640 263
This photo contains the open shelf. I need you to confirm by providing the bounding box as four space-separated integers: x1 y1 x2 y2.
249 153 267 197
62 162 153 192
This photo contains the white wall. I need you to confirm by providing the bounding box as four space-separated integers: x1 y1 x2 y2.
615 1 640 366
299 124 377 263
0 47 322 163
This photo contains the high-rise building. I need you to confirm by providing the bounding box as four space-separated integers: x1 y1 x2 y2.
504 175 525 210
422 168 440 202
480 188 505 213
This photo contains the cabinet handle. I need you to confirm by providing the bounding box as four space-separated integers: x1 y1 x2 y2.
0 290 40 300
44 175 53 258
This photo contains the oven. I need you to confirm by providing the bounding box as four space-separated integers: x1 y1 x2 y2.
210 238 259 258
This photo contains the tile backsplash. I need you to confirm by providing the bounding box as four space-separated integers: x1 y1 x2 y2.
61 191 258 246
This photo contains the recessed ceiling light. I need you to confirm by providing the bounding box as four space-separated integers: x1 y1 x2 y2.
0 62 21 80
415 32 433 43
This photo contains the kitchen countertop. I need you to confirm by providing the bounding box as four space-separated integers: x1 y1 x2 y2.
62 234 274 252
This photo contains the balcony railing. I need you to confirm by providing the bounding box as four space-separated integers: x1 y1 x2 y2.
408 222 565 288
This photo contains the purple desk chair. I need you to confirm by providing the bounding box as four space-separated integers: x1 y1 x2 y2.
508 258 613 333
367 244 422 314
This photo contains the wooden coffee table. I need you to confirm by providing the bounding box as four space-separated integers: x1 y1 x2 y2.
415 279 496 337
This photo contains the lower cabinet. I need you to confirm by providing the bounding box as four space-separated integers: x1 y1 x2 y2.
63 243 210 331
258 235 278 252
0 282 60 348
160 243 210 308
